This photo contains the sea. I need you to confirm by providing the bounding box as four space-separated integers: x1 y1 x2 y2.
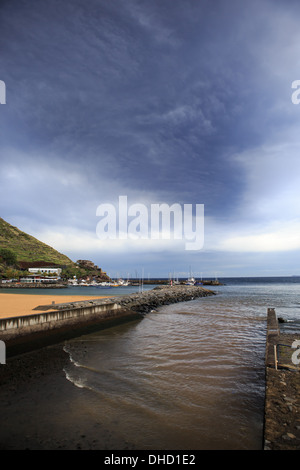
2 276 300 450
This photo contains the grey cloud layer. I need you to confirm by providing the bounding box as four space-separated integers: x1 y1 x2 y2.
1 0 300 275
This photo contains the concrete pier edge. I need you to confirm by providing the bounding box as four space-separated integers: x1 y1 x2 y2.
263 307 300 450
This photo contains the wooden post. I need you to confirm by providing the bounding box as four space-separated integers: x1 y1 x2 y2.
274 344 278 370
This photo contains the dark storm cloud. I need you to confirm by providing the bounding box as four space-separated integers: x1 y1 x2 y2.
0 0 254 200
1 0 300 275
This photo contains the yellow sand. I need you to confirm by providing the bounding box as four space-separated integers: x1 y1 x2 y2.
0 293 111 319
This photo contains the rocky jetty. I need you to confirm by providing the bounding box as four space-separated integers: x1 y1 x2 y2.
115 285 215 314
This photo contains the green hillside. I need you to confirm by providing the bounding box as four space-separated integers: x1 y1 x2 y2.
0 217 75 266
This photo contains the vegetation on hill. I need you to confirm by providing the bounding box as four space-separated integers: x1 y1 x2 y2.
0 217 74 266
0 217 110 282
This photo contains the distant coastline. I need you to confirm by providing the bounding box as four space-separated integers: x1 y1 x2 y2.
0 283 66 289
0 278 223 289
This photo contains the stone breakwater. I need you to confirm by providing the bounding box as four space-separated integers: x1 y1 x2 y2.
115 285 215 313
263 309 300 450
1 285 215 357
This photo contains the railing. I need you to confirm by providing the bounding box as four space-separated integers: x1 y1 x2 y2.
274 342 300 371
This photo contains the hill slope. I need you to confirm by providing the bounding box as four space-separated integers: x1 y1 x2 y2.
0 217 75 266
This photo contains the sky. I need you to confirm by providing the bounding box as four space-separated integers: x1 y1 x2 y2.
1 0 300 278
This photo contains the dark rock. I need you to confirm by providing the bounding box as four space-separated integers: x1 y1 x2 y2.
115 285 215 315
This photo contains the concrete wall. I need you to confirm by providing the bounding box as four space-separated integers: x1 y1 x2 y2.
265 307 279 368
0 301 141 357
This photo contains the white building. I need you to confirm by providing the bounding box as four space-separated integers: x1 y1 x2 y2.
28 267 62 276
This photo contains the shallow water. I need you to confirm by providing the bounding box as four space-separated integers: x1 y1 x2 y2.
3 277 300 450
63 278 300 450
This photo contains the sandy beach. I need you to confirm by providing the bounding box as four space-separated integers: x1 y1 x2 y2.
0 293 110 319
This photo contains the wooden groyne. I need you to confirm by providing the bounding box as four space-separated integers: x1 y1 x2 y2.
0 285 215 357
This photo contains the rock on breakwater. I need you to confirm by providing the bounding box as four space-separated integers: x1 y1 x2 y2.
115 285 215 314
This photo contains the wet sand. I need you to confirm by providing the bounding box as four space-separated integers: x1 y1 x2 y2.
0 293 111 319
0 293 133 450
0 344 131 450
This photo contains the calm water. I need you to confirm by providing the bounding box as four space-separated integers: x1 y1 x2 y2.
60 277 299 450
3 277 300 449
